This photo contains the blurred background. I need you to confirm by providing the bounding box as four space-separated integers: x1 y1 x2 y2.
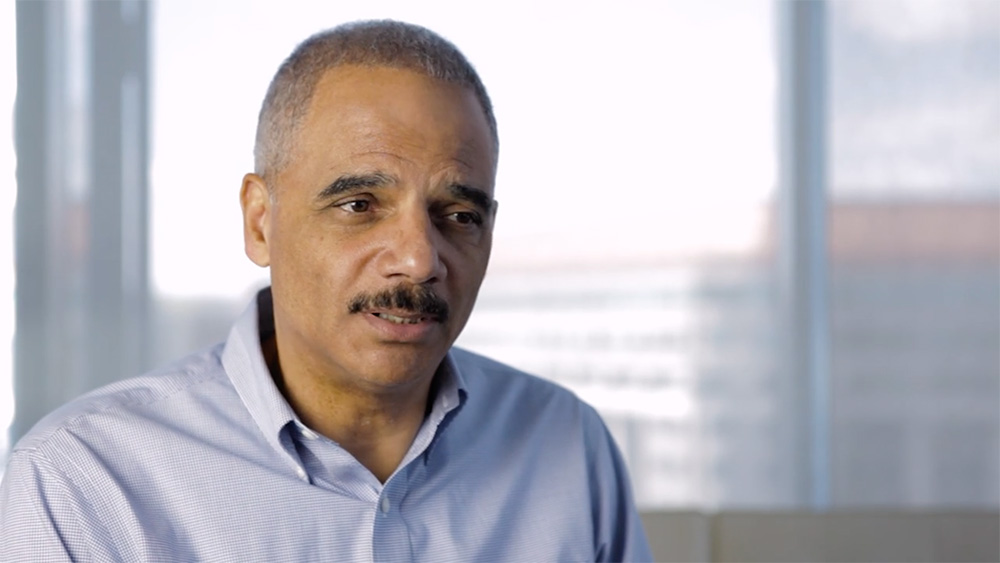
2 0 998 558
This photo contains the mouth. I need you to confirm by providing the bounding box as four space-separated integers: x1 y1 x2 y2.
348 284 451 330
362 308 442 342
371 311 434 325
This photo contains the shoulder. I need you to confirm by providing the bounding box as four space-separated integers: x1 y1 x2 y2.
12 343 230 455
450 347 590 406
448 346 608 437
443 348 653 559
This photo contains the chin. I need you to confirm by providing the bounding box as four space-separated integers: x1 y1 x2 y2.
350 344 449 388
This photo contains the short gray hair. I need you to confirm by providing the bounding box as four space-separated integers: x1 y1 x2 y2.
254 20 498 180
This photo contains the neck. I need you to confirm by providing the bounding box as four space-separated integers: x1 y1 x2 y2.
263 336 436 483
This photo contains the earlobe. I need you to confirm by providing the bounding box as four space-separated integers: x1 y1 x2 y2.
240 173 272 267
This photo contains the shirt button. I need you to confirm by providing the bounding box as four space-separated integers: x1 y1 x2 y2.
295 466 307 480
380 497 390 514
301 428 318 440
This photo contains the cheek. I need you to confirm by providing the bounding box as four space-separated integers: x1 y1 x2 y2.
290 231 376 298
269 220 338 293
448 248 491 302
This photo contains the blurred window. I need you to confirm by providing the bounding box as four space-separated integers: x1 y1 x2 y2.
150 0 781 510
6 0 997 511
828 0 1000 507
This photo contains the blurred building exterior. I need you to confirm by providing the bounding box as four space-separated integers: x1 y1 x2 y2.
459 199 1000 509
829 201 999 507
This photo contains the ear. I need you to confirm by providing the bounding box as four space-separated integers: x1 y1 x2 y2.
240 173 272 267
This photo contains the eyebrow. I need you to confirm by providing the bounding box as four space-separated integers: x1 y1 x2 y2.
314 173 494 213
315 172 393 202
450 184 495 214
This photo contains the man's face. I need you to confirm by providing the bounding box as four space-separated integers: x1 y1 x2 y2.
241 65 496 393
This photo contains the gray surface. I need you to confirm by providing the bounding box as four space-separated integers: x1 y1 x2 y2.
641 511 999 563
640 511 710 563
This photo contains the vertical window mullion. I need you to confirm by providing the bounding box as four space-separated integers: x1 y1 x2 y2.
777 0 831 510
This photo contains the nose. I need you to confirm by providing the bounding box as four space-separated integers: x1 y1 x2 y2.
377 208 447 284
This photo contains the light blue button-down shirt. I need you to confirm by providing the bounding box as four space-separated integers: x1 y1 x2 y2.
1 290 652 561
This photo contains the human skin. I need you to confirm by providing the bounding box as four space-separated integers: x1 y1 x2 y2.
240 65 497 481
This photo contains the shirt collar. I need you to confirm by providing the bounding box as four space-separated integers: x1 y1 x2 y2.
435 352 468 413
415 351 468 463
221 287 468 465
221 288 301 467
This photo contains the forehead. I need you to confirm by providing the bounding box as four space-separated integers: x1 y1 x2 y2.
294 65 495 175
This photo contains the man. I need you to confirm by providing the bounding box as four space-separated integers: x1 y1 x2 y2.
1 20 652 561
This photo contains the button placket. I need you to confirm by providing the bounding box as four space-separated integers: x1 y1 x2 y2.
371 482 410 562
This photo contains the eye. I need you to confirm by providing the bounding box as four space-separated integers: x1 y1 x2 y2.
338 199 370 213
447 210 483 226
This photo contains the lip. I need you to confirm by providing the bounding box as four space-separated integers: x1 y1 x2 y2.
361 310 441 342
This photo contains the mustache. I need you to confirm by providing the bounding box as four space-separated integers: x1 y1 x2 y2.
348 284 450 322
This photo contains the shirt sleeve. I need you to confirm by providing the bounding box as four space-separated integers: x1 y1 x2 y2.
588 413 654 562
0 448 107 562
